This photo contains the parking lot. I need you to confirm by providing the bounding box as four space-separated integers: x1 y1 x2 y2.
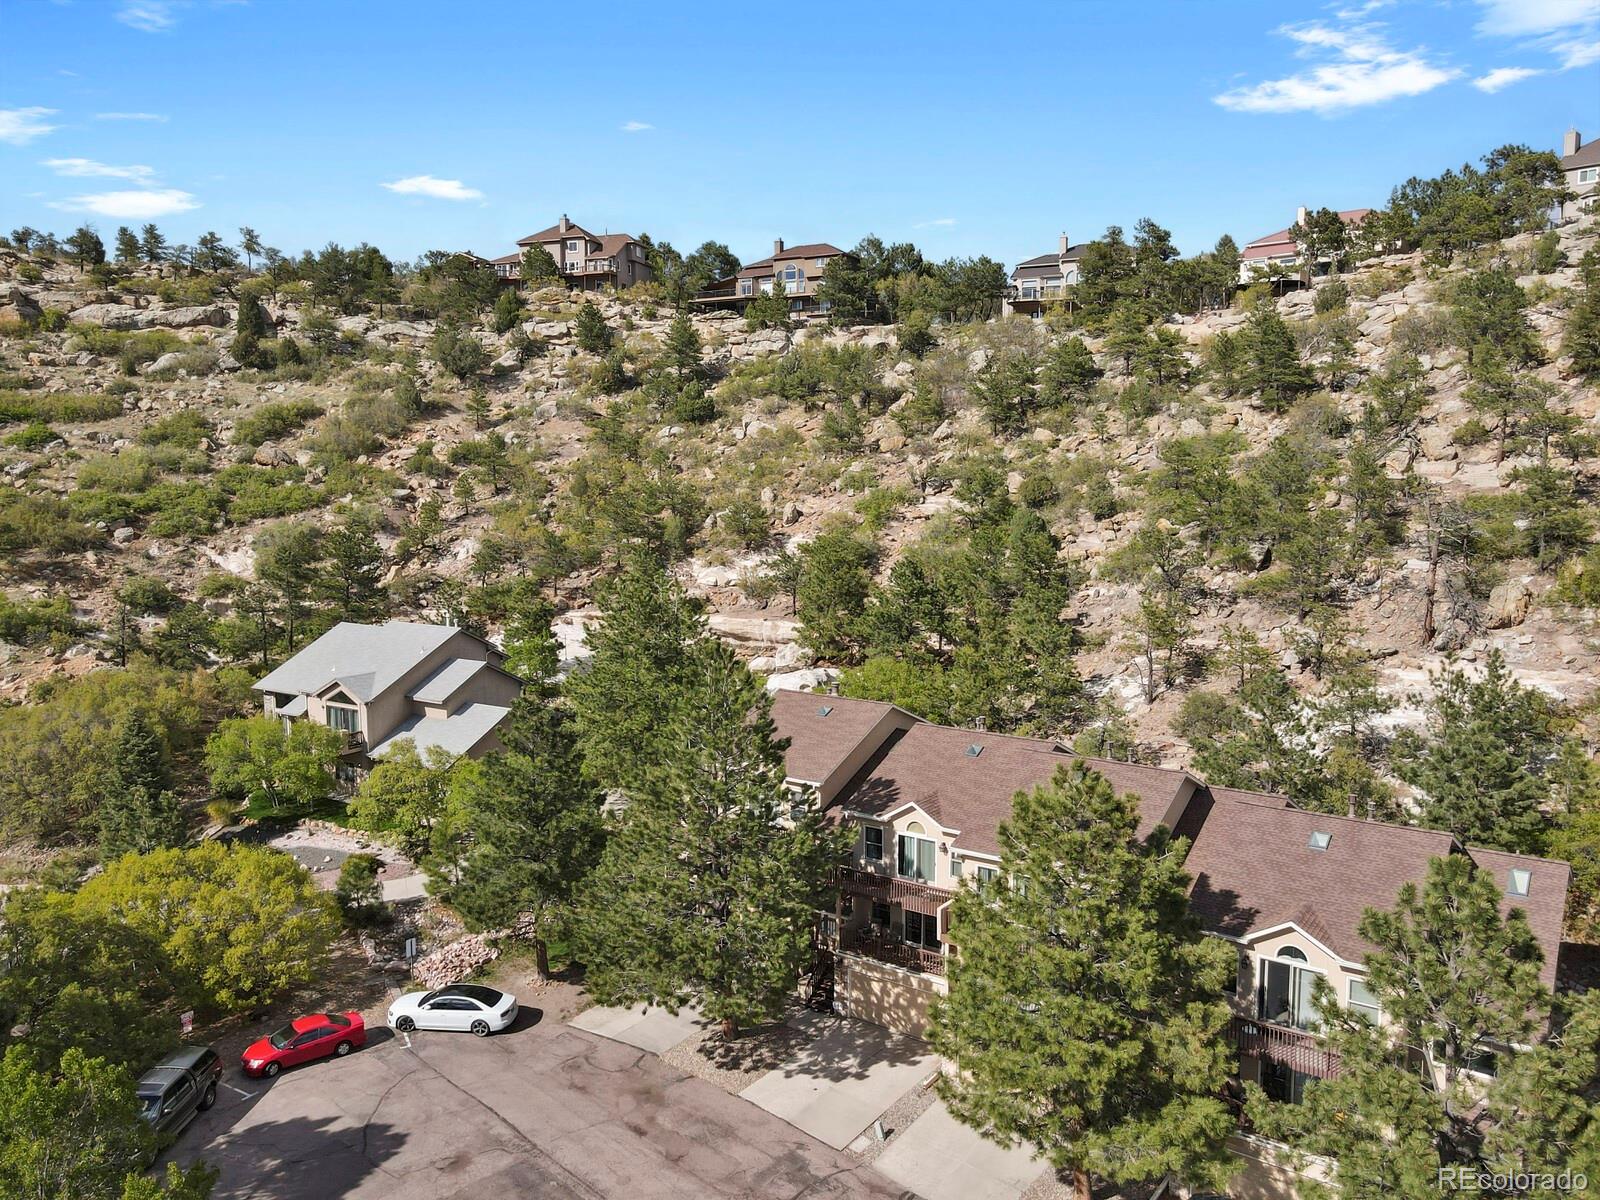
165 999 908 1199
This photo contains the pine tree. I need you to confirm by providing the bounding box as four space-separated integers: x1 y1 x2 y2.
1038 335 1102 409
238 225 263 272
565 556 710 796
573 300 612 354
452 684 604 978
1481 990 1600 1186
138 223 166 265
491 287 522 335
662 312 702 383
519 244 559 285
1562 249 1600 381
928 763 1236 1200
97 714 185 859
579 642 843 1036
113 226 140 264
318 514 387 622
233 288 269 366
1242 302 1316 411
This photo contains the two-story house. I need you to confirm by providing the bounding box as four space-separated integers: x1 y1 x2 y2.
1561 129 1600 221
1005 233 1089 317
1239 206 1372 283
486 215 653 292
694 239 852 316
772 689 1572 1104
253 620 523 779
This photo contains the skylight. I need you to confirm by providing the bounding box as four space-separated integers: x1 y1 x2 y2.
965 744 984 758
817 705 833 717
1508 868 1531 897
1308 831 1332 851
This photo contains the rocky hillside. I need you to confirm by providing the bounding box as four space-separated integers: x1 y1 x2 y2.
1 216 1597 772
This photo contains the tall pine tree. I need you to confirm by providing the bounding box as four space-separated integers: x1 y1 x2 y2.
928 763 1236 1200
579 641 843 1037
97 714 185 859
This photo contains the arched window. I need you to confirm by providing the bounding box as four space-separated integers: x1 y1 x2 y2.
1259 945 1319 1029
1276 945 1307 962
781 263 805 292
897 822 934 882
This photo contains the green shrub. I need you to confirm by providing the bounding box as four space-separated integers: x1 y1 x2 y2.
138 410 213 449
2 422 58 451
1018 472 1060 509
76 448 161 493
232 399 324 447
0 492 97 554
1532 231 1564 274
669 381 715 424
0 593 82 646
1313 280 1349 314
0 390 122 424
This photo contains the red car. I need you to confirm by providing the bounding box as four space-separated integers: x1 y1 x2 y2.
241 1011 366 1078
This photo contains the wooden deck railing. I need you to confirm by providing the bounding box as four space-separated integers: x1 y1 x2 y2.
840 927 946 976
1229 1016 1340 1079
838 865 954 908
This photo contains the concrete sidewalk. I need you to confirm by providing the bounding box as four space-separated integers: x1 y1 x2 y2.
873 1100 1048 1200
737 1011 937 1151
568 1002 710 1054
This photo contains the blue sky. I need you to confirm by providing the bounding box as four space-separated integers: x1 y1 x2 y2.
1 0 1596 269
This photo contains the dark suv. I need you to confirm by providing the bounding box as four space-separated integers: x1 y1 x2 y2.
137 1046 223 1142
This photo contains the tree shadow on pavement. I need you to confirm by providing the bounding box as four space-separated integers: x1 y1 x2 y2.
190 1113 407 1200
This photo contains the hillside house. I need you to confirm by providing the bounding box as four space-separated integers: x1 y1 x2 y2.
253 620 523 778
1238 206 1372 283
487 215 653 291
1004 233 1089 317
694 238 853 315
772 689 1571 1107
1561 129 1600 220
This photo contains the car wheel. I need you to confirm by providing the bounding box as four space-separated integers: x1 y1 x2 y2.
198 1083 217 1111
395 1016 415 1033
335 1040 352 1056
470 1020 491 1037
263 1061 281 1079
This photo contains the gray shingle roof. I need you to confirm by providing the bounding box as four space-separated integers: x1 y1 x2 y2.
367 701 512 761
252 621 463 703
1562 141 1600 170
771 690 899 784
409 658 489 705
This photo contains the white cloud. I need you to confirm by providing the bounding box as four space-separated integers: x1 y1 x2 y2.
1556 37 1600 65
380 174 484 201
116 1 181 31
914 217 957 228
0 107 59 146
50 187 199 219
1473 65 1544 90
43 157 156 180
1475 0 1598 37
95 111 169 122
620 120 653 133
1215 22 1459 114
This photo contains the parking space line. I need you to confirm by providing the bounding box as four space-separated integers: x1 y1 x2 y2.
224 1083 256 1099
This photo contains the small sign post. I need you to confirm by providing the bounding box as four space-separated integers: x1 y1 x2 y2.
404 937 418 960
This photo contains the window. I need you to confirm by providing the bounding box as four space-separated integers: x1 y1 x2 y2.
863 826 883 861
1436 1040 1501 1078
739 279 752 296
950 857 962 879
898 826 935 882
1508 868 1531 897
841 895 854 918
325 704 360 734
903 910 941 950
1223 951 1241 994
1580 167 1599 183
1260 1060 1316 1104
782 264 804 291
1308 831 1332 851
965 744 983 758
975 864 999 891
566 239 579 253
1259 946 1322 1031
871 900 891 927
1348 978 1382 1023
815 258 827 268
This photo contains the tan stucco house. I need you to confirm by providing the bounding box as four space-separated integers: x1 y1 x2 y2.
694 238 853 316
1004 233 1090 317
253 620 523 777
1561 128 1600 221
487 215 653 292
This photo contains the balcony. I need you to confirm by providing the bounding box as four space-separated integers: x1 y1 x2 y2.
1229 1016 1340 1079
841 925 946 976
562 259 617 275
838 865 954 908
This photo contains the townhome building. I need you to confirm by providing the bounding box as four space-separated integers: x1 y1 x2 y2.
253 620 523 779
1561 128 1600 220
1238 206 1373 283
486 215 653 292
693 238 853 316
1004 233 1089 317
772 689 1572 1108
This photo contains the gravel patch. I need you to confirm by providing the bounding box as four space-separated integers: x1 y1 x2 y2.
845 1071 939 1164
659 1008 814 1093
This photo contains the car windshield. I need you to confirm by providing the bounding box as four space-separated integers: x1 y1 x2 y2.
137 1091 162 1119
441 985 503 1006
267 1025 297 1050
324 1012 351 1027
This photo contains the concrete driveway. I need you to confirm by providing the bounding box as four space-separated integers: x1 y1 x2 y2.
874 1100 1048 1200
167 1007 908 1199
568 1001 711 1054
738 1010 938 1150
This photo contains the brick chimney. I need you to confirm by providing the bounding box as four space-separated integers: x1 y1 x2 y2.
1564 128 1582 158
559 214 571 233
1296 205 1308 227
1059 232 1069 257
773 237 785 255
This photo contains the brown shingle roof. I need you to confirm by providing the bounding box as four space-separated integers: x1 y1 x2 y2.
831 724 1197 856
1010 245 1089 278
517 221 597 246
737 243 849 279
1241 208 1373 259
1562 141 1600 170
770 690 900 785
1466 847 1570 988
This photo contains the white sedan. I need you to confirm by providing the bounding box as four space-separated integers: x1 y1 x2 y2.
387 984 518 1037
